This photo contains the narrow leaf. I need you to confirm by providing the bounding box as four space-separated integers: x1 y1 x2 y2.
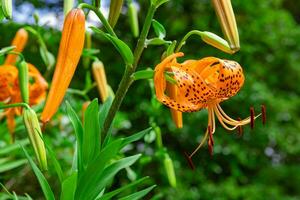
60 172 77 200
83 99 100 166
66 101 84 173
0 139 29 155
21 146 55 200
90 27 134 65
122 128 152 148
75 139 123 199
0 159 27 173
152 19 166 39
119 185 156 200
80 154 141 200
98 177 149 200
132 70 154 81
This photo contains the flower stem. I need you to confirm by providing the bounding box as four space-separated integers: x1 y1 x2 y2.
78 3 117 37
101 4 157 140
0 103 30 110
175 30 203 52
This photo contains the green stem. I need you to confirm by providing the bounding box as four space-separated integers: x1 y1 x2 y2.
78 3 117 37
7 51 25 61
0 103 30 110
175 30 203 52
101 4 157 139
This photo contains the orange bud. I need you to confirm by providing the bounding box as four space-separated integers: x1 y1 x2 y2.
81 101 90 122
5 28 28 65
41 8 85 123
92 61 108 103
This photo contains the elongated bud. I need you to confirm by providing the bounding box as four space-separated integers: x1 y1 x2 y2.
211 0 240 51
200 31 235 54
23 107 47 170
166 82 183 128
41 9 85 124
64 0 74 16
163 154 177 187
1 0 12 19
92 61 109 102
108 0 123 28
5 28 28 65
128 2 139 38
17 60 29 104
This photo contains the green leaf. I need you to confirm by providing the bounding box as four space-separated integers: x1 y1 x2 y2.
44 141 64 183
21 146 55 200
83 99 100 166
132 69 154 80
152 19 166 39
0 139 29 155
99 97 113 147
82 48 100 56
98 177 149 200
75 139 123 199
39 47 55 69
79 154 141 200
60 172 77 200
145 38 171 46
119 185 156 200
90 27 134 65
122 128 152 148
0 159 27 173
66 101 84 173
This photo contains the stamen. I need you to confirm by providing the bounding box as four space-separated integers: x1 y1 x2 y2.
250 107 255 129
237 117 243 136
261 104 266 125
184 152 195 170
208 126 214 156
208 126 214 146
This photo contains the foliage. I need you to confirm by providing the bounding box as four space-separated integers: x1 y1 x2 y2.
0 0 300 199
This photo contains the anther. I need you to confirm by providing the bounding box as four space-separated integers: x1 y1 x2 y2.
250 107 255 129
261 104 266 125
184 152 195 170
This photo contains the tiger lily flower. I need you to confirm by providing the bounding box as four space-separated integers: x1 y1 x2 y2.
154 53 265 162
4 28 28 65
0 64 48 140
41 8 85 124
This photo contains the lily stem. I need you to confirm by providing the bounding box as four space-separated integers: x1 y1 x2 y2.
78 3 117 37
0 103 30 110
101 4 157 140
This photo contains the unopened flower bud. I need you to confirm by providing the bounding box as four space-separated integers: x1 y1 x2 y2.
23 107 47 170
211 0 240 51
17 60 29 104
163 154 177 188
92 61 109 102
200 31 235 54
1 0 12 19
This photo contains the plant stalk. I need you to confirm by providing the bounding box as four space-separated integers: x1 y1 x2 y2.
101 4 157 139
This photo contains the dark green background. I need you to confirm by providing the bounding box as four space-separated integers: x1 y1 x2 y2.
0 0 300 199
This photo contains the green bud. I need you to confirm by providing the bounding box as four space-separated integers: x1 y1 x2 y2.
1 0 12 19
23 108 47 171
108 0 123 28
128 2 139 38
163 154 176 188
17 60 29 104
200 31 235 54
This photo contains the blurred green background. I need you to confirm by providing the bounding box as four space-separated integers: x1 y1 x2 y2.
1 0 300 199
